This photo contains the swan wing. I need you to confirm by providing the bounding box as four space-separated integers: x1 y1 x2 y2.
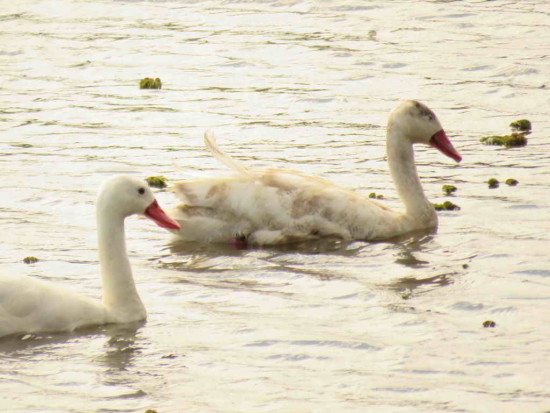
0 275 106 337
171 168 396 244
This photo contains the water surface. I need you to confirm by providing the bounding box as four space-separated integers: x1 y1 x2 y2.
1 0 549 412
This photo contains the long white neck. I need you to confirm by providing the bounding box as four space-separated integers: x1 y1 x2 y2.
97 206 146 322
386 126 437 229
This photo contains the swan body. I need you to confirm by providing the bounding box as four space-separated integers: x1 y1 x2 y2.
0 176 180 337
170 100 461 246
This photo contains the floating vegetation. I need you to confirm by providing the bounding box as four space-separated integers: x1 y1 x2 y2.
442 184 457 195
145 176 168 189
481 117 533 148
483 320 496 328
505 178 519 186
368 192 384 199
139 77 162 89
488 178 499 188
433 200 460 211
400 289 412 300
509 119 531 133
23 256 39 264
480 132 527 148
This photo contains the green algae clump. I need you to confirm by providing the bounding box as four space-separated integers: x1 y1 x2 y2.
510 119 531 132
483 320 496 328
480 132 527 148
368 192 384 199
505 178 519 186
433 201 460 211
23 256 39 264
145 176 168 189
488 178 499 188
504 132 528 147
140 77 162 89
442 184 457 195
400 289 412 300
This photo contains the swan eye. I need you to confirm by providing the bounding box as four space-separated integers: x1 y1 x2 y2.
138 187 145 195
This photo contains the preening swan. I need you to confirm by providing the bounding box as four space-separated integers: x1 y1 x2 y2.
170 100 461 246
0 176 180 338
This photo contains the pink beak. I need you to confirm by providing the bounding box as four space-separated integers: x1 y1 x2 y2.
430 130 462 163
144 199 181 230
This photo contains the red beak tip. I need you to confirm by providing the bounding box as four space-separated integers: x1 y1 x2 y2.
145 200 181 230
166 221 181 230
430 130 462 163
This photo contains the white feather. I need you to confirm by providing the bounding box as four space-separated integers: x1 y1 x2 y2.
170 101 461 246
0 176 179 337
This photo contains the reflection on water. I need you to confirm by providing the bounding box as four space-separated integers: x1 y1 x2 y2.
1 0 549 412
0 323 142 355
95 323 145 373
389 272 456 293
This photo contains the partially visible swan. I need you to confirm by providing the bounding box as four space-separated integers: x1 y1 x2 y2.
0 176 180 338
170 100 461 246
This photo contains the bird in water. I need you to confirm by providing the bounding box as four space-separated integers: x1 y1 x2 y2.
169 100 461 247
0 176 180 337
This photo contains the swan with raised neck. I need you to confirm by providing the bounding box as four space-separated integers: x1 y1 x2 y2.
386 100 462 234
169 100 461 246
0 176 180 337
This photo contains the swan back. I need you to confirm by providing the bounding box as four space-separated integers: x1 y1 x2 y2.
0 275 106 336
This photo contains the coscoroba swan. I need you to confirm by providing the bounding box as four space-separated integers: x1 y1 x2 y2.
0 176 180 338
170 100 461 246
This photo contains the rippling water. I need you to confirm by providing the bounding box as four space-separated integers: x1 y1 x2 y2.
1 0 549 412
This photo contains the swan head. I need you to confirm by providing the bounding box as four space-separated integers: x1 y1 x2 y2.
389 100 462 162
97 176 180 230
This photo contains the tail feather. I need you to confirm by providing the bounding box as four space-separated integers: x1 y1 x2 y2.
204 129 253 177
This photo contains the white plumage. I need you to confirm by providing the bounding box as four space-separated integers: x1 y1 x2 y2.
0 176 180 338
170 100 461 246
